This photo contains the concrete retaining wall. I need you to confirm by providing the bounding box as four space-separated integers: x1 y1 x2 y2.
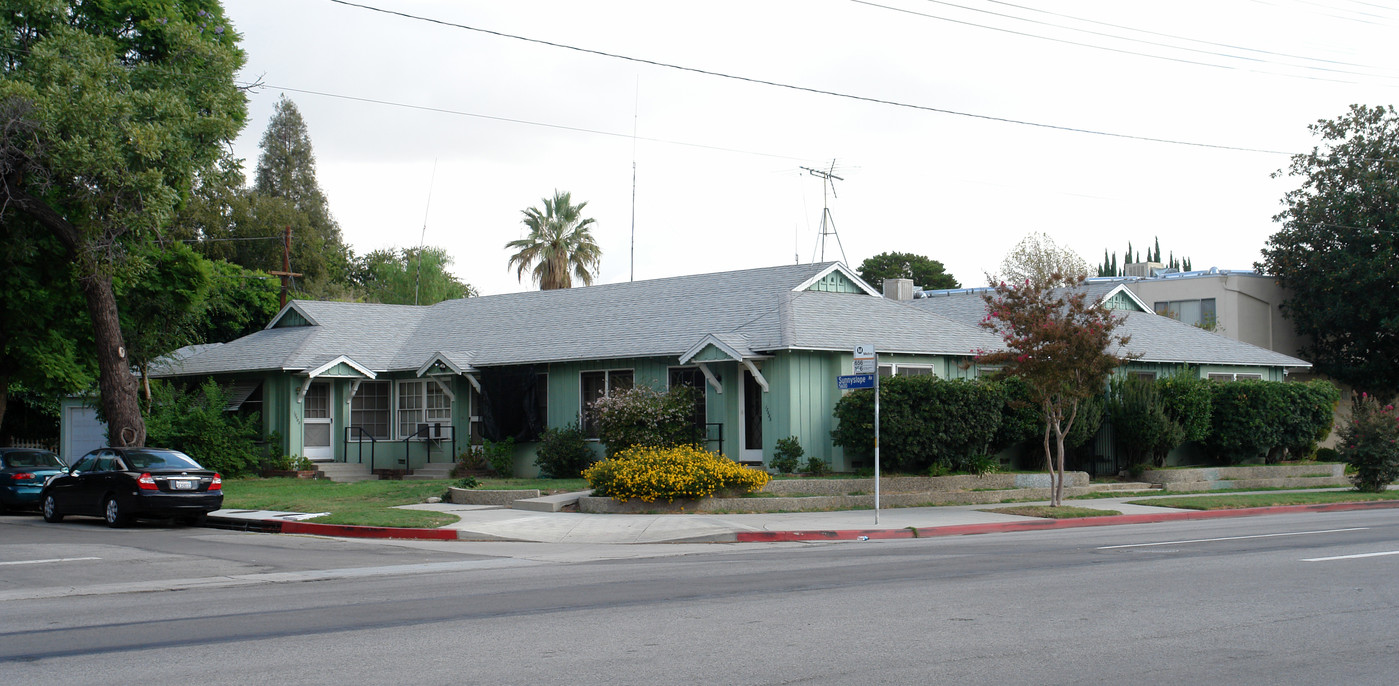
1140 464 1348 492
760 472 1088 496
447 488 541 506
580 485 1102 514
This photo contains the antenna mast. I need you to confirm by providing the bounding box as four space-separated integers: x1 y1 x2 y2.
414 159 438 306
801 159 847 265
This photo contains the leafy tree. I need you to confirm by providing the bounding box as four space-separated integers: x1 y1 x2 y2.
856 251 959 291
1 0 247 447
1339 393 1399 492
506 190 601 290
354 246 476 305
143 378 262 477
1259 104 1399 399
1107 376 1185 467
977 273 1132 505
117 243 212 402
998 232 1089 288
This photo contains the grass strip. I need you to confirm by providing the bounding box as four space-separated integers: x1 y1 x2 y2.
1125 490 1399 511
986 505 1122 519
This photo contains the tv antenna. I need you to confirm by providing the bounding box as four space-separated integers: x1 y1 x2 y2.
802 159 847 265
414 158 437 306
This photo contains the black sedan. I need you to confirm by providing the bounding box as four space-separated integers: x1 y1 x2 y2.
0 448 68 513
40 447 223 527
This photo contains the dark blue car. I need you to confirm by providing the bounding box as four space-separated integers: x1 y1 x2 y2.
40 447 223 527
0 448 67 514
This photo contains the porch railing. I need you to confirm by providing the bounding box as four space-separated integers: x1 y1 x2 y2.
400 423 457 474
705 422 724 456
343 427 378 472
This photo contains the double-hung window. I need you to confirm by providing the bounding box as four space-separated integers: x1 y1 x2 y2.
397 380 453 439
581 369 633 437
350 380 390 440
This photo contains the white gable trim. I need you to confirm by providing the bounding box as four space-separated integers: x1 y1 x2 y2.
1102 284 1152 313
679 334 750 365
416 352 476 377
790 262 881 297
305 355 377 379
266 301 320 329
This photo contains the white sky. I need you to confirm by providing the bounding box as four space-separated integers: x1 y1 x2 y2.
222 0 1399 296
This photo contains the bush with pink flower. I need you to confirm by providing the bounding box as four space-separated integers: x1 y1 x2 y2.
1340 393 1399 492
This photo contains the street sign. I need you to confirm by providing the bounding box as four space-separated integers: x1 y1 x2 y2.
853 344 877 375
837 374 875 390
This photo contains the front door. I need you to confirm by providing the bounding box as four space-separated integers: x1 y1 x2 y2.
740 368 764 464
303 382 333 461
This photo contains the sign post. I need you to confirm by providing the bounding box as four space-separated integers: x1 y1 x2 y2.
853 344 879 525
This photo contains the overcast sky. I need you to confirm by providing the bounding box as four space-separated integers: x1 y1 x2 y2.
222 0 1399 296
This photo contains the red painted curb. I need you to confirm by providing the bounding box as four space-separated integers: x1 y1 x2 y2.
734 500 1399 543
278 520 460 540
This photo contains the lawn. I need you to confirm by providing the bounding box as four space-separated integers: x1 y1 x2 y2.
222 477 590 528
1125 490 1399 511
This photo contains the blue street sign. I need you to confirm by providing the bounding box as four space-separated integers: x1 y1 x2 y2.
837 374 876 390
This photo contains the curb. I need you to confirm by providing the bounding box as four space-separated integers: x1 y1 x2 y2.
206 516 459 541
733 500 1399 543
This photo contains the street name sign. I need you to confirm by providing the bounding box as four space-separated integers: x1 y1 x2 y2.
837 374 875 390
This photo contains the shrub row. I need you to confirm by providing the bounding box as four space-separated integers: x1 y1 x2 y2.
832 374 1341 470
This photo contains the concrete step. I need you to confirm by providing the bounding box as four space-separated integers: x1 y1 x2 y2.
512 490 593 512
404 463 455 480
314 463 376 483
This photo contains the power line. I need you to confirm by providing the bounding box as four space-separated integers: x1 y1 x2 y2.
322 0 1295 156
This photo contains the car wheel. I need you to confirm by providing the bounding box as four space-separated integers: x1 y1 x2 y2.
103 496 129 528
42 494 64 523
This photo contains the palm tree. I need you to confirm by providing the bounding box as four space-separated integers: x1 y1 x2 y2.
505 190 602 290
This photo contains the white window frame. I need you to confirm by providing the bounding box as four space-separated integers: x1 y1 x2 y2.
1207 372 1264 381
877 363 934 378
349 380 391 441
396 379 453 440
580 368 634 438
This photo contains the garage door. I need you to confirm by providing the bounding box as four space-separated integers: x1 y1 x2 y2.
63 406 107 465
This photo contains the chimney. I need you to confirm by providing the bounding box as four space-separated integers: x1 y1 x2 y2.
883 278 914 301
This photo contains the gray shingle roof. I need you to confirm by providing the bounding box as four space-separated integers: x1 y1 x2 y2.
155 263 1307 378
911 289 1311 368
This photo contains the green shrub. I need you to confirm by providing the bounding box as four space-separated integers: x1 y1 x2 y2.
802 456 829 476
456 476 479 489
1340 394 1399 492
1156 371 1212 443
1108 375 1185 467
481 437 515 477
1275 380 1341 461
770 436 804 474
533 422 596 478
992 376 1102 456
1314 447 1339 463
583 444 771 502
1205 380 1284 463
143 379 262 477
959 454 999 476
590 385 699 457
832 376 1003 473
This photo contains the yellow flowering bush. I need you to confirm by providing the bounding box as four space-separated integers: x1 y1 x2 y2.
583 444 771 503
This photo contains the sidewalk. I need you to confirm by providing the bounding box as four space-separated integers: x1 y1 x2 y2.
207 492 1399 544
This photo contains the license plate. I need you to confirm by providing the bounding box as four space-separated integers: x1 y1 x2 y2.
172 480 195 490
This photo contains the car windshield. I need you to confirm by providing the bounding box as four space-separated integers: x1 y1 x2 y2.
2 450 65 469
124 450 204 471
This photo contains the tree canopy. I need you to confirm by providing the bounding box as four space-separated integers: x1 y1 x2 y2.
354 246 476 305
506 190 602 290
977 273 1131 505
1259 104 1399 399
856 251 959 291
1 0 248 446
997 232 1090 288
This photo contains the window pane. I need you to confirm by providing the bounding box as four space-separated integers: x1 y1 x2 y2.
897 367 932 377
304 423 331 447
1178 300 1202 327
398 381 424 438
426 381 452 422
581 372 607 437
1201 298 1217 328
878 365 893 377
304 383 330 419
609 370 633 392
351 381 390 440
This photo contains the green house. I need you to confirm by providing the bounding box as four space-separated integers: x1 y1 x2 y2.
149 263 1310 476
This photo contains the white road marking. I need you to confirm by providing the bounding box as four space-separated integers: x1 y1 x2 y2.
1097 528 1369 550
1303 550 1399 562
0 557 102 566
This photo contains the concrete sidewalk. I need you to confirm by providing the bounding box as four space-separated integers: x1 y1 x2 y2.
207 493 1399 544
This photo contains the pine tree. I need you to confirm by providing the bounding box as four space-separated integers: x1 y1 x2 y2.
251 95 353 295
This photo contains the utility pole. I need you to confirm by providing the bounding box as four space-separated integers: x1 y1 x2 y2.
801 159 847 265
267 226 302 309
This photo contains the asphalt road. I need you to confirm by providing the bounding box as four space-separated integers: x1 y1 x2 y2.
2 509 1398 685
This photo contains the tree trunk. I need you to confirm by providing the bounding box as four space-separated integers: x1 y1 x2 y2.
80 272 145 447
5 177 145 447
